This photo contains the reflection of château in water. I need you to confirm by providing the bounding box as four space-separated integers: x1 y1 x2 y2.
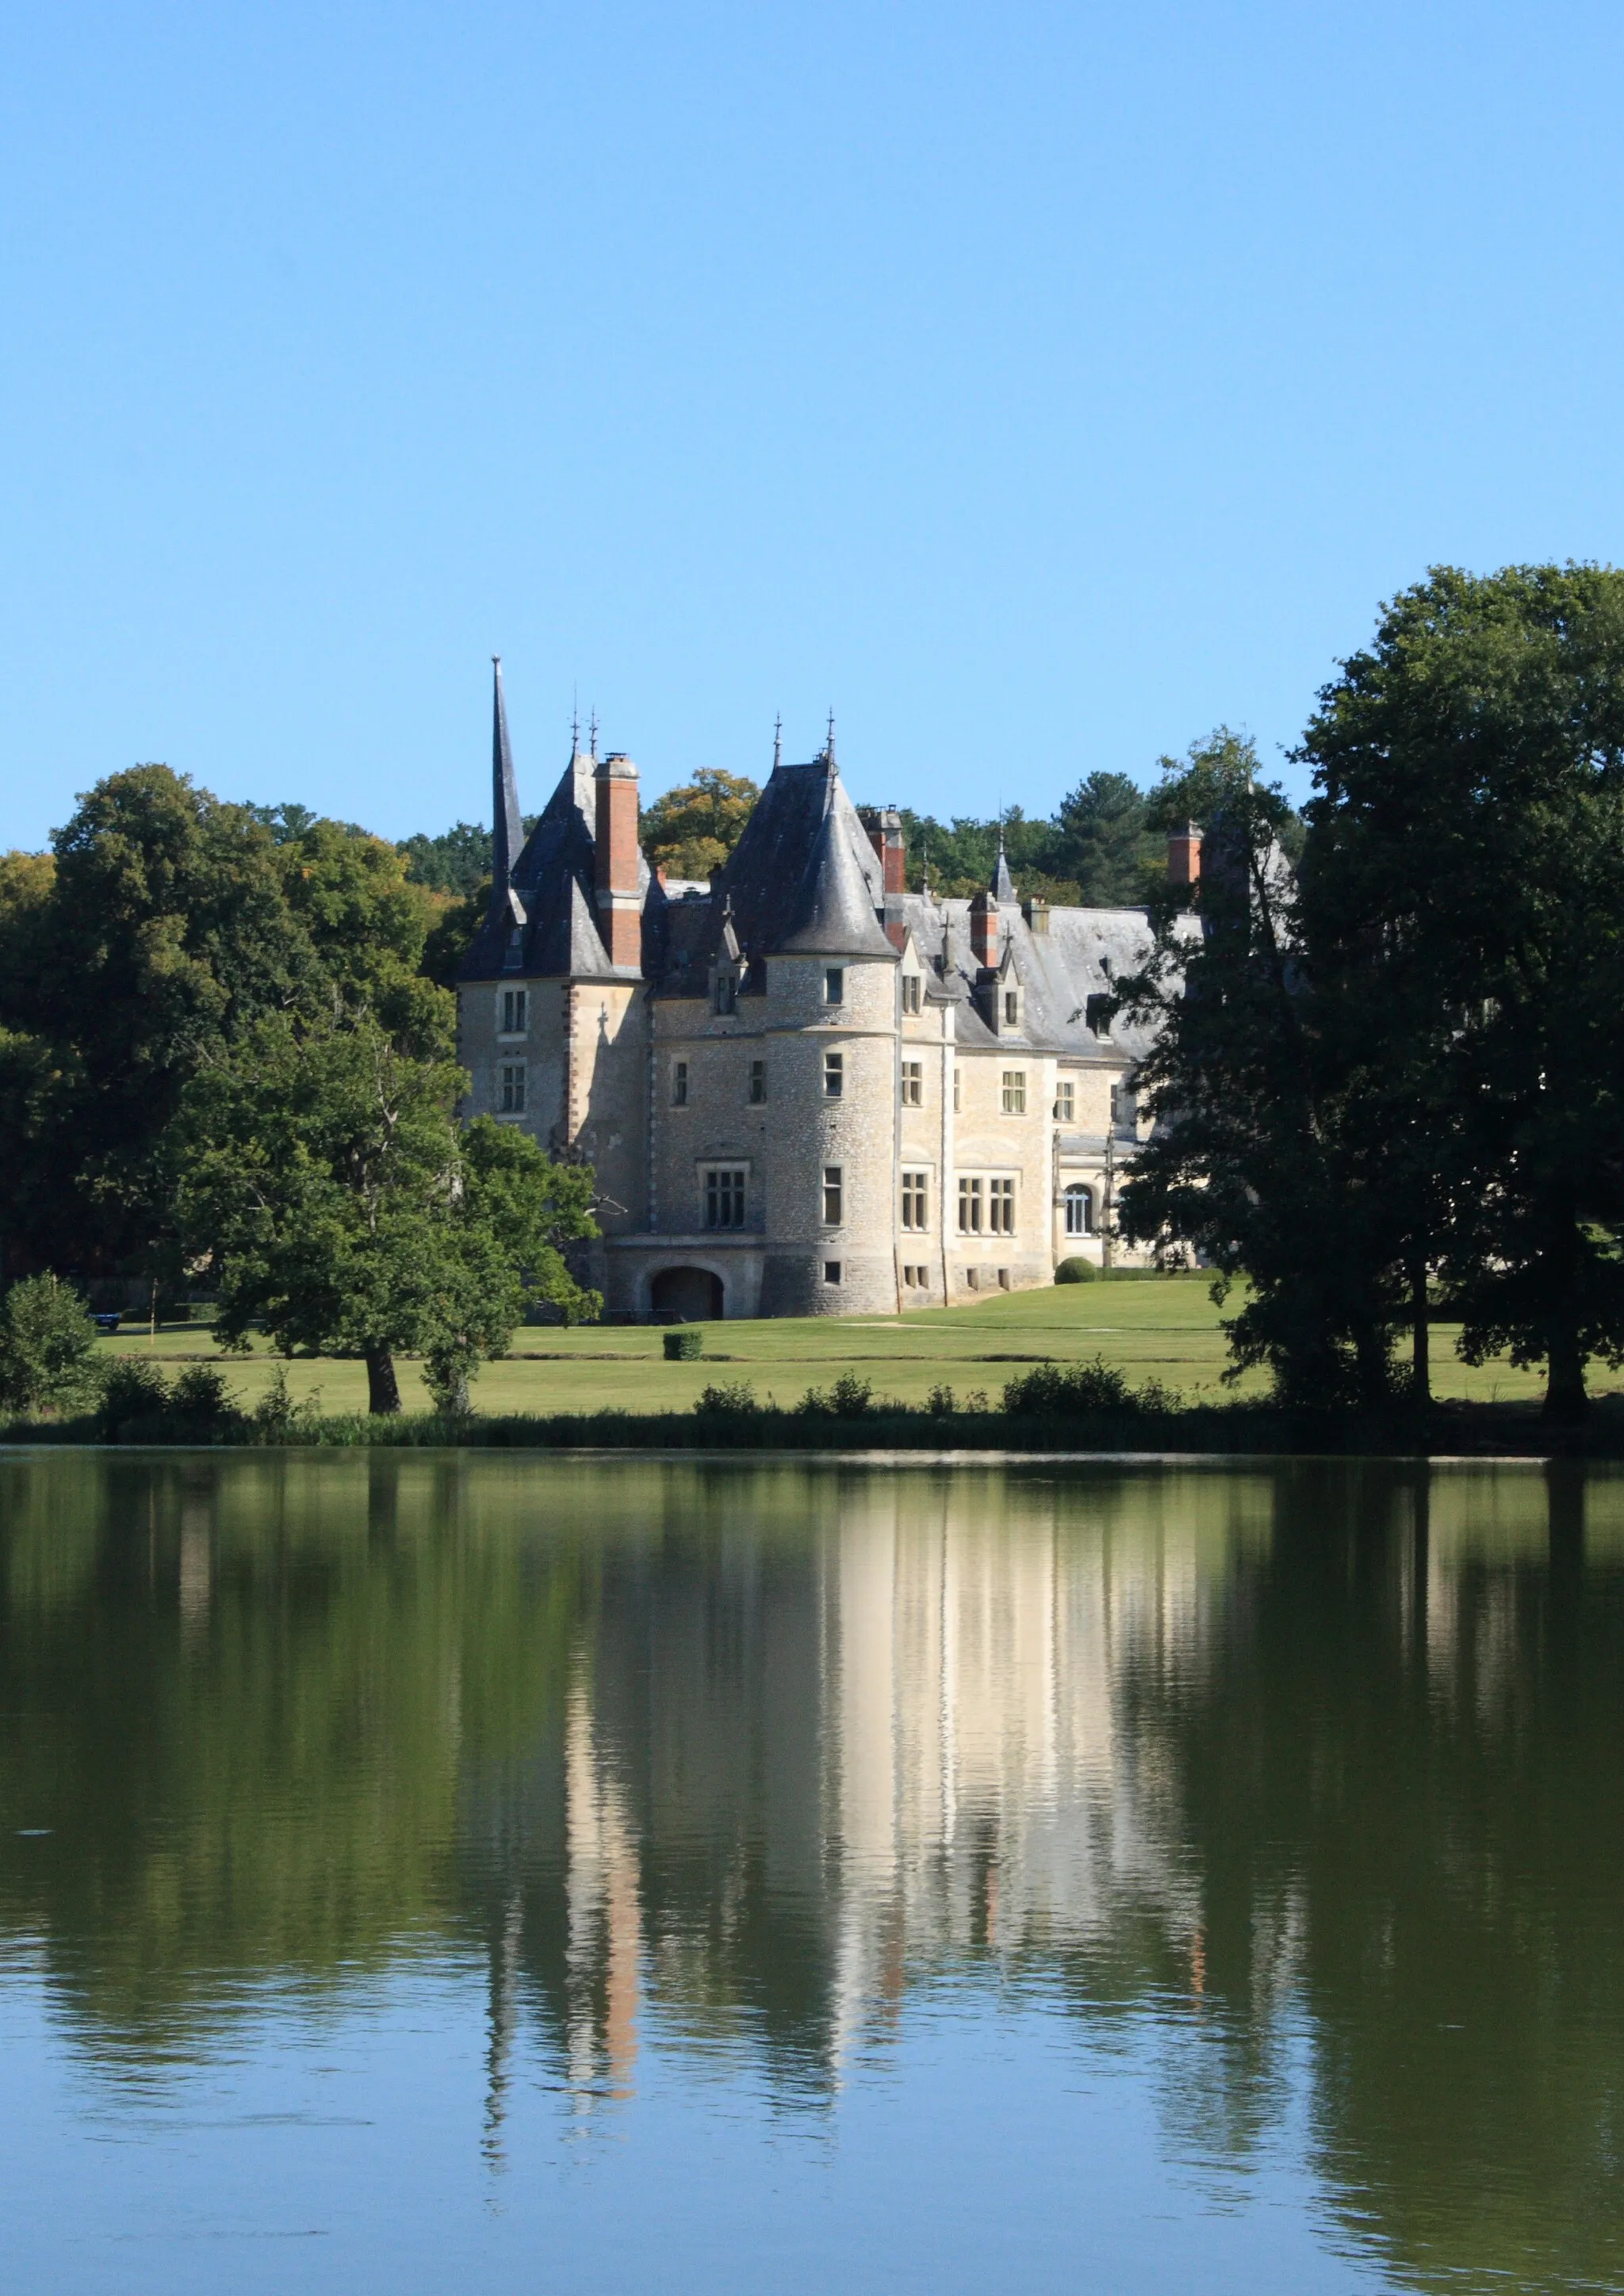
477 1465 1259 2103
6 1454 1624 2294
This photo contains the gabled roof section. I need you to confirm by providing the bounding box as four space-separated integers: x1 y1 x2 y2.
461 746 643 982
711 758 894 960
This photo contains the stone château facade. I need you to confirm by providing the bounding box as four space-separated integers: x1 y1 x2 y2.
458 663 1180 1319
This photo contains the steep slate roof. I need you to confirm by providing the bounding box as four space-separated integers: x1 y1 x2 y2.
894 891 1171 1063
461 748 656 982
707 756 894 962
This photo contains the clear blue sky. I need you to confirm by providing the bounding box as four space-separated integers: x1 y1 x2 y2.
4 2 1622 850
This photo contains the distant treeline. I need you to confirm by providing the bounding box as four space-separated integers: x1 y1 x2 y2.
390 728 1296 909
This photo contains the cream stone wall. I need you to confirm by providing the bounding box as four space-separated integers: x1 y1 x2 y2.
944 1044 1055 1299
460 928 1154 1318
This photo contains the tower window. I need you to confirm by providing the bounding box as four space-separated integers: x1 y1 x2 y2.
1001 1070 1026 1115
989 1177 1016 1234
901 974 921 1015
1055 1081 1075 1123
500 989 528 1035
1064 1183 1094 1236
824 1261 842 1285
749 1059 766 1104
824 967 845 1006
703 1166 747 1230
672 1061 689 1108
822 1166 844 1225
902 1059 923 1107
498 1062 526 1114
957 1177 982 1234
902 1171 929 1231
824 1050 844 1098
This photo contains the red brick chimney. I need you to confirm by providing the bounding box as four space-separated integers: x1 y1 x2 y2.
864 806 906 895
969 886 999 970
1167 823 1203 890
594 754 642 967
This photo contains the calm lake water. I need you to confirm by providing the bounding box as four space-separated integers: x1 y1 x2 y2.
0 1452 1619 2294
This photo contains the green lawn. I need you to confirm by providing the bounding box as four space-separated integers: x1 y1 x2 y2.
102 1279 1599 1417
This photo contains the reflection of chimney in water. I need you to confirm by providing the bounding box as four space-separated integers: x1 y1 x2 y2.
565 1656 642 2109
481 1888 524 2174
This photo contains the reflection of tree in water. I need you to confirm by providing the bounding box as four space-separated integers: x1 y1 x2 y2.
3 1454 1624 2290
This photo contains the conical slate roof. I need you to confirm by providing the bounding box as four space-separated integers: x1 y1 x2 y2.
991 836 1016 903
710 758 894 960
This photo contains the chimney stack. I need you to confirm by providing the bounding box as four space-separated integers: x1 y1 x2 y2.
969 885 999 970
594 753 642 967
1167 823 1203 890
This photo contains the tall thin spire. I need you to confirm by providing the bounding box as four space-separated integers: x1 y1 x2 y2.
491 656 523 902
990 825 1016 904
772 714 782 771
824 710 837 771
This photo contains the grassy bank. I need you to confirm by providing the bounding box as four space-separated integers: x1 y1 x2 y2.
89 1276 1605 1417
10 1395 1624 1459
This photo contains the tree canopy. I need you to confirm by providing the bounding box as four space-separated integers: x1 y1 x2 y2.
172 1000 598 1412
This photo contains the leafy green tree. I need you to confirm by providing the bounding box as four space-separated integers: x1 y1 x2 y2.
172 999 599 1413
1120 776 1407 1406
398 821 492 896
642 769 760 882
0 1274 102 1417
1297 564 1624 1420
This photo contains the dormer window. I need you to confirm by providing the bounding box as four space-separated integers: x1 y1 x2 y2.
500 989 527 1035
714 973 737 1016
824 967 845 1006
901 974 921 1016
1086 995 1113 1039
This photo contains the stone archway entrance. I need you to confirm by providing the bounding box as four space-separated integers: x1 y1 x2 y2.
650 1266 725 1322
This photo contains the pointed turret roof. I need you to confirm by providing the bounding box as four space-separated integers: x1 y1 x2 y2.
991 832 1016 903
490 658 523 906
707 749 894 961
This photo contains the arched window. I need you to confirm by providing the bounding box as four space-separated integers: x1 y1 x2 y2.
1063 1183 1094 1237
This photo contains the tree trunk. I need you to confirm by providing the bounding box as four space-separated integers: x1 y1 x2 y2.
366 1347 402 1415
1410 1256 1431 1406
1543 1324 1588 1423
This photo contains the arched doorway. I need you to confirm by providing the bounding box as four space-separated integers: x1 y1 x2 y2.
650 1266 725 1322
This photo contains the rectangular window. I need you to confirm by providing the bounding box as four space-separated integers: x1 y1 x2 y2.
1001 1070 1026 1115
902 1059 922 1107
714 974 737 1016
952 1067 962 1112
1055 1081 1075 1123
824 1261 842 1284
499 1062 526 1114
500 989 527 1035
822 1166 844 1226
997 1267 1011 1290
1086 995 1113 1039
1004 990 1020 1027
824 967 845 1006
1112 1082 1136 1132
703 1166 747 1230
824 1050 844 1098
989 1177 1015 1234
958 1176 982 1234
901 974 921 1015
902 1171 929 1232
749 1058 766 1104
672 1060 688 1108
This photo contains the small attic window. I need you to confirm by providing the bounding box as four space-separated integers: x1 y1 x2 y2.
1003 989 1020 1027
902 974 921 1016
1086 995 1113 1039
713 974 737 1016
